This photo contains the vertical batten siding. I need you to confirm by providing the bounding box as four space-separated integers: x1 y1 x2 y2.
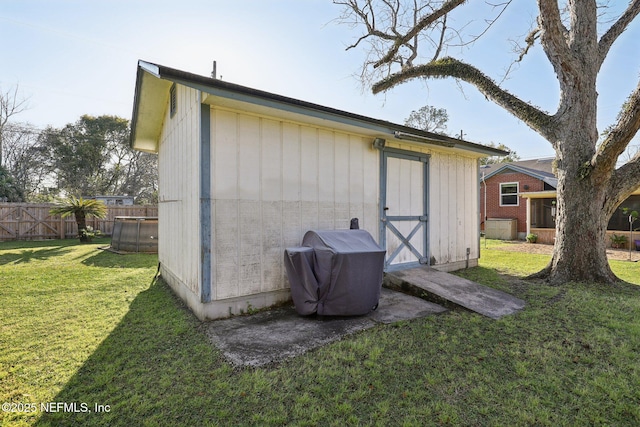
429 152 444 264
200 102 212 303
334 133 351 228
158 85 201 295
468 157 480 260
318 130 336 230
450 154 460 262
439 153 479 266
238 115 262 297
212 110 239 300
300 127 319 233
362 139 379 230
281 122 302 247
349 136 365 225
208 107 379 301
384 141 479 268
261 119 284 293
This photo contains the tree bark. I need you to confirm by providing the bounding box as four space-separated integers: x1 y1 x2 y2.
529 0 622 284
531 172 618 284
75 212 88 242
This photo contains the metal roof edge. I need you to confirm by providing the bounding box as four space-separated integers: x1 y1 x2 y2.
483 162 556 183
129 62 147 150
134 60 508 157
130 60 173 152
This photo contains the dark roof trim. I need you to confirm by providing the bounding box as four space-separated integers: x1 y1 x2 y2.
132 60 509 157
481 163 558 189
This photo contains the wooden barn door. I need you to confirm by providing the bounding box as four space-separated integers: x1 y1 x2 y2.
380 149 429 271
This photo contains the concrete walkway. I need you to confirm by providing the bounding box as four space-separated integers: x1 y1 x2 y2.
204 268 525 367
204 288 446 367
384 266 526 319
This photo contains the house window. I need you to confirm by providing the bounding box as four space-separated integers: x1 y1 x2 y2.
170 83 177 118
608 195 640 231
500 182 519 206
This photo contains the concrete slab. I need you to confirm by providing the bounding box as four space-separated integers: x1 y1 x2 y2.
203 288 446 367
384 267 525 319
370 288 447 324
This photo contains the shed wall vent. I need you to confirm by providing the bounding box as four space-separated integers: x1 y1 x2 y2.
169 83 177 118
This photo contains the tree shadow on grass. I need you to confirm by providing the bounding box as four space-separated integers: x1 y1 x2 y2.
0 239 75 251
81 249 158 269
0 246 72 265
34 278 228 427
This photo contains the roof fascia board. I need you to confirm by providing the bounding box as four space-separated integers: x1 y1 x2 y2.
130 64 172 152
202 87 396 136
485 163 552 182
138 60 161 78
520 190 558 199
521 187 640 199
147 61 508 158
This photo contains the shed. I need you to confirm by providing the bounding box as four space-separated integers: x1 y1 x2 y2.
130 60 507 320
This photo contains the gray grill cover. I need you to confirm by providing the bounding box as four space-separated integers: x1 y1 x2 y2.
284 230 385 316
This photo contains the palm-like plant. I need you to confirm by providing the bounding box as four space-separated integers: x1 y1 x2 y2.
50 196 108 242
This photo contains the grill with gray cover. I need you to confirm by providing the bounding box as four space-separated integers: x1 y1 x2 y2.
284 229 385 316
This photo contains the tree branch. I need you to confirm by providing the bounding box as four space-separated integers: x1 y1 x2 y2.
372 0 467 68
598 0 640 68
610 152 640 203
336 0 398 50
372 57 556 140
594 80 640 177
431 13 447 62
537 0 571 72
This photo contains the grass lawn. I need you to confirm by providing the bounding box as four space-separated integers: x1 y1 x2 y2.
1 238 639 426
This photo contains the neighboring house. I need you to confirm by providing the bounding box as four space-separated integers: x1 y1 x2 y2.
130 60 507 320
94 195 135 206
480 158 557 240
480 158 640 244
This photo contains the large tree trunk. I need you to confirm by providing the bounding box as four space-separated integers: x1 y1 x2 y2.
532 81 622 284
533 174 618 284
531 1 621 284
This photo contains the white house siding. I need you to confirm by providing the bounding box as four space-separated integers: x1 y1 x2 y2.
209 107 379 301
157 85 202 296
384 141 480 271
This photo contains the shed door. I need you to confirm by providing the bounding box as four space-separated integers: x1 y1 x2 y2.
380 150 429 271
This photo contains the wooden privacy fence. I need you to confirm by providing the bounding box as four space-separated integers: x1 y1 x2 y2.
0 203 158 241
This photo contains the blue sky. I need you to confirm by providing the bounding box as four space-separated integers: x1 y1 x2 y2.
1 0 639 160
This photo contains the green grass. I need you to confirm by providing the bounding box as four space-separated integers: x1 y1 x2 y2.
1 239 639 426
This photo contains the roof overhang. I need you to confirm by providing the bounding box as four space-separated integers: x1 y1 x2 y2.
130 62 173 153
521 188 640 199
519 190 558 199
130 60 510 158
482 163 558 188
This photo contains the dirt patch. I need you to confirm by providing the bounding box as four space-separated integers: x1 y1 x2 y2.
491 240 640 262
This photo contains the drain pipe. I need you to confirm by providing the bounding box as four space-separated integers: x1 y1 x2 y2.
466 247 470 269
482 171 487 250
151 262 161 286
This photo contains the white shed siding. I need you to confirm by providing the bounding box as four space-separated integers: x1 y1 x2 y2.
432 153 479 268
158 85 201 295
209 107 379 301
155 87 481 312
385 142 479 270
